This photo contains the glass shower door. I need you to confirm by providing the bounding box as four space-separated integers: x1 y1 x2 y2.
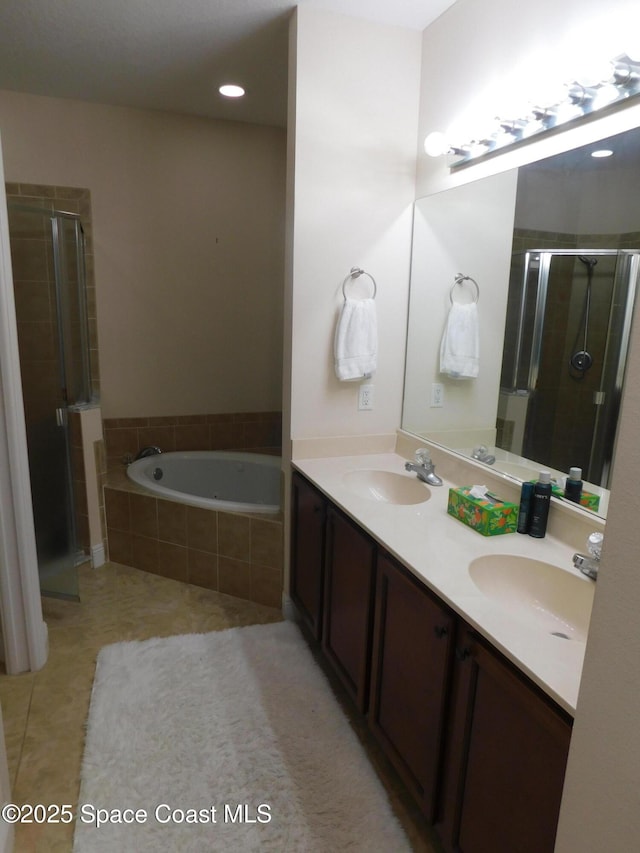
9 205 84 600
28 390 79 599
588 252 639 485
504 249 639 488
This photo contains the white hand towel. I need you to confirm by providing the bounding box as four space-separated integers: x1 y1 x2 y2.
334 297 378 381
440 301 479 379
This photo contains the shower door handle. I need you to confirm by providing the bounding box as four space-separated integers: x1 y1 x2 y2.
55 407 68 427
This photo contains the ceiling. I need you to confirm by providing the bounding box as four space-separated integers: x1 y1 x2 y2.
0 1 456 128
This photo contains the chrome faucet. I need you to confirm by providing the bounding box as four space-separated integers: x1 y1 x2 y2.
404 448 443 486
573 531 603 580
134 445 162 461
471 445 496 465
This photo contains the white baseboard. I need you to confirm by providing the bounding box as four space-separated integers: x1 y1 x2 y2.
91 543 106 568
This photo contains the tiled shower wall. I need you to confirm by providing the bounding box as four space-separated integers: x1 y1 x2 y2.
6 182 103 559
511 227 640 252
502 229 640 474
5 183 101 397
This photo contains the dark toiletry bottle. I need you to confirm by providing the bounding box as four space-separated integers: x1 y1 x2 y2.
528 470 552 538
564 467 583 503
517 481 534 534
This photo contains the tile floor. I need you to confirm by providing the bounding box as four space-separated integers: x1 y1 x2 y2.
0 562 440 852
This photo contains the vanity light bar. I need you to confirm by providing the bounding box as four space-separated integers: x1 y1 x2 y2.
425 53 640 169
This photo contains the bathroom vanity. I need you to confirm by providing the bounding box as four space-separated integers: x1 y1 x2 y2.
290 451 593 853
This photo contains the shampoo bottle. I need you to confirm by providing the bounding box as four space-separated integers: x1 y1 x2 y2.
528 470 552 538
517 481 534 534
564 467 583 503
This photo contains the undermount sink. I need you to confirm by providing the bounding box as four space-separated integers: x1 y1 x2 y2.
342 470 431 505
469 554 595 642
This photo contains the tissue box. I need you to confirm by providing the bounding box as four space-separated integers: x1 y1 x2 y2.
447 487 518 536
578 490 600 512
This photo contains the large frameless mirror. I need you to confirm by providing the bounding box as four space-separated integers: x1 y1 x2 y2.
402 126 640 519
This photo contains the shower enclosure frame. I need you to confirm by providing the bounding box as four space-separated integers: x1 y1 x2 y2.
7 201 95 601
503 247 640 487
12 203 94 408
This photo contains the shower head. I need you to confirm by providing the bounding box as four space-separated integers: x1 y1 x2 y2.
578 255 598 269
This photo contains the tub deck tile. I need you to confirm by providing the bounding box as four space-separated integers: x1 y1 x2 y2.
103 457 282 609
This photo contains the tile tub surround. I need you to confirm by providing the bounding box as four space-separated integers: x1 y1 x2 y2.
103 411 282 466
104 469 284 609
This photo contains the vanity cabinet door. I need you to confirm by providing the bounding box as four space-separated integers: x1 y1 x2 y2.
322 505 376 713
438 626 572 853
369 552 455 822
290 472 326 640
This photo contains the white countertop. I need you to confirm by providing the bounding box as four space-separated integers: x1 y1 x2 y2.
293 452 594 716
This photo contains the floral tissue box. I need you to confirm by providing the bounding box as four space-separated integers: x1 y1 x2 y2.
546 481 600 513
447 486 518 536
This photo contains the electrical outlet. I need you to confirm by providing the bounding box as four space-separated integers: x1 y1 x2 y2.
431 382 444 407
358 383 374 411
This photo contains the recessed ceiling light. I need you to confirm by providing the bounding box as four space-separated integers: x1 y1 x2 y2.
591 149 614 158
219 84 245 98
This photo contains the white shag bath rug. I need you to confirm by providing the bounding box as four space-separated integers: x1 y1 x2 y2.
74 621 410 852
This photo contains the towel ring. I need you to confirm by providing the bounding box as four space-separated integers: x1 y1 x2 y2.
342 267 377 300
450 273 479 305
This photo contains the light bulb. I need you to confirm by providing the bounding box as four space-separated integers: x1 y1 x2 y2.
424 131 449 157
219 84 245 98
591 83 620 110
576 57 613 87
553 101 583 125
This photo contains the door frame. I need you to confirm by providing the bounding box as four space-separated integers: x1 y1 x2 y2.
0 132 48 675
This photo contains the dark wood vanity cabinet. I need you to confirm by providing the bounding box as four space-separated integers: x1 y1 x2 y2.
322 505 376 713
290 472 326 640
437 626 572 853
289 471 572 852
369 551 455 822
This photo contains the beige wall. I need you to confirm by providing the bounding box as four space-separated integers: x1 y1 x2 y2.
402 170 518 441
0 89 286 418
555 291 640 849
417 1 640 850
287 7 421 444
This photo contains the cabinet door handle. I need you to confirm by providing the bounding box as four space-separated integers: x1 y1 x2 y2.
434 625 449 639
456 646 472 662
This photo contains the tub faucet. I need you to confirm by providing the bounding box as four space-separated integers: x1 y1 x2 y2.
573 531 603 580
135 445 162 461
404 449 443 486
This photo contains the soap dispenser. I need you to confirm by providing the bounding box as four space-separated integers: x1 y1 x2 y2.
528 470 552 538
